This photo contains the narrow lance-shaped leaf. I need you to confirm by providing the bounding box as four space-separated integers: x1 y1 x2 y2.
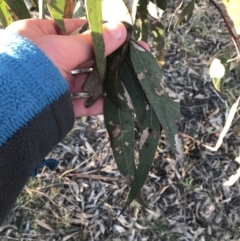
46 0 66 32
174 0 195 28
121 107 161 213
104 79 136 176
86 0 105 80
0 0 13 27
4 0 31 19
130 41 180 152
103 22 133 107
119 51 146 129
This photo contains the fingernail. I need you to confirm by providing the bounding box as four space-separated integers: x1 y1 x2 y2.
108 22 124 40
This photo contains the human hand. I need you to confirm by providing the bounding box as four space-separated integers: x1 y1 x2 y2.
6 19 127 117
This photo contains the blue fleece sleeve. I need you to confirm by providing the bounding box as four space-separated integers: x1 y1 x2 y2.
0 32 75 225
0 32 71 145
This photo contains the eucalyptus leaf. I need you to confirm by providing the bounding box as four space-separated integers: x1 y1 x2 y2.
119 52 146 129
46 0 66 32
130 41 180 152
86 0 105 80
121 107 161 213
124 175 149 210
5 0 31 19
103 55 121 108
174 0 195 28
103 22 133 108
0 0 13 27
212 78 223 92
104 79 135 176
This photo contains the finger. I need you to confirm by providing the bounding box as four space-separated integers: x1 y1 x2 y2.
36 18 87 35
138 41 151 52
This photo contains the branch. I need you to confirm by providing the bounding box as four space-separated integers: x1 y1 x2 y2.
209 0 239 42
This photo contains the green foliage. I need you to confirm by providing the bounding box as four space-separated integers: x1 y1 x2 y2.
121 107 161 213
119 53 146 129
130 41 180 152
5 0 31 19
0 0 13 27
104 80 136 177
86 0 106 80
47 0 66 32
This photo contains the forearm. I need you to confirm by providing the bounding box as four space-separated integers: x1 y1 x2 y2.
0 32 74 225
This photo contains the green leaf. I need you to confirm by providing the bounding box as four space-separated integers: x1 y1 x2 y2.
121 107 161 213
46 0 66 32
73 0 85 18
130 41 180 152
119 54 146 129
0 0 13 27
78 22 89 33
174 0 195 28
103 22 133 108
104 79 136 176
4 0 31 19
212 78 223 92
155 0 167 10
86 0 105 80
103 55 122 108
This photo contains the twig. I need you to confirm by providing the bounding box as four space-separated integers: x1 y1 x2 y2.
209 0 240 61
68 173 119 181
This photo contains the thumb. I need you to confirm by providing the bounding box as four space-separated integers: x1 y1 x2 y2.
35 22 127 74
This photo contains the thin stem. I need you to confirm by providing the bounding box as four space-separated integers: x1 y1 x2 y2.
209 0 240 62
227 37 240 62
